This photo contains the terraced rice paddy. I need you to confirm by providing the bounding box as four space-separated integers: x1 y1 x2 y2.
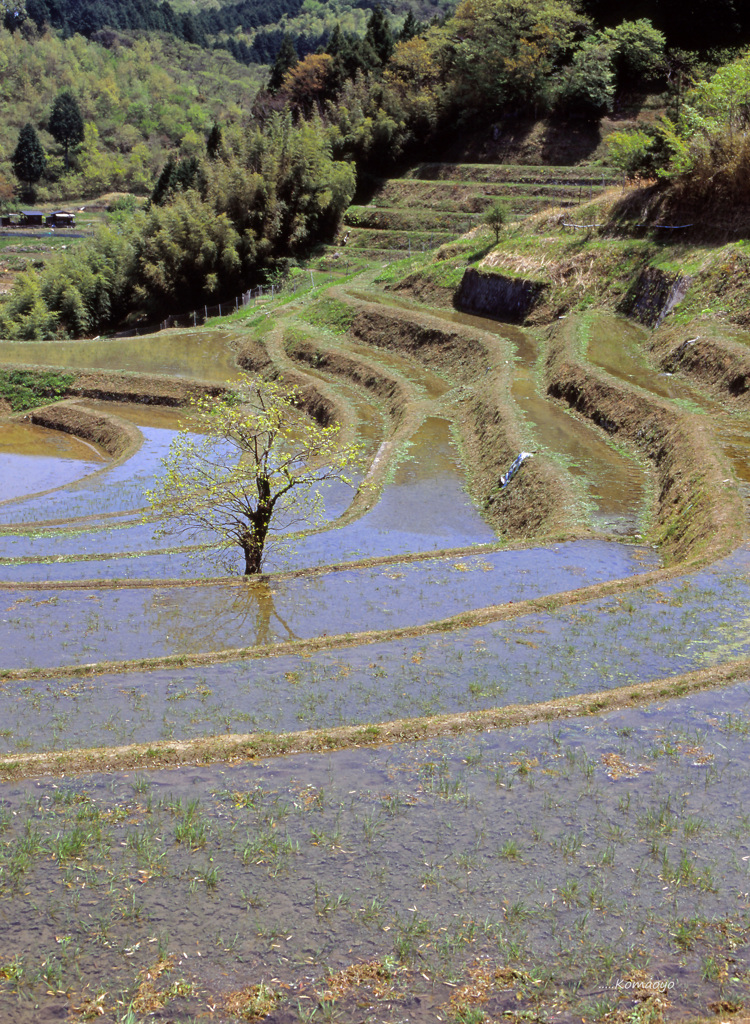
338 163 619 258
2 169 750 1023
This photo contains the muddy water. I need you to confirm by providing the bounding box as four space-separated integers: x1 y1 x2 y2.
0 402 188 525
1 700 750 1024
10 541 750 751
343 338 451 399
0 388 375 536
587 313 750 496
430 307 646 532
269 416 498 567
0 520 193 561
356 293 647 533
0 330 240 381
588 314 685 401
0 543 665 748
0 421 108 501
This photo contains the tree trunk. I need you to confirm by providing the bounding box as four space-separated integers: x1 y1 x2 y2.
242 540 262 575
240 508 272 575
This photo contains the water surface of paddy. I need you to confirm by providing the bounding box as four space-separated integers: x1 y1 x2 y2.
0 420 108 501
2 694 750 1023
356 293 648 534
0 330 240 381
0 539 657 670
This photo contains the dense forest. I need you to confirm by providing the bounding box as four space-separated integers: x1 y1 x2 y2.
1 0 750 339
6 0 750 62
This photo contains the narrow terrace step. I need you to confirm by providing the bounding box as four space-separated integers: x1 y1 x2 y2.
374 180 613 199
344 206 481 232
338 227 456 251
405 163 618 186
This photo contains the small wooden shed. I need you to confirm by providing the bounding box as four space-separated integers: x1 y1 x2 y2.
46 210 76 228
20 210 44 227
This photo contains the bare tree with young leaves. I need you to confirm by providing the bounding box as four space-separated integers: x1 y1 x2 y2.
146 376 364 575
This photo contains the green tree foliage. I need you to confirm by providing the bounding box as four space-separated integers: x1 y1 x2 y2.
599 19 665 88
281 54 336 114
0 222 135 338
11 122 45 193
145 375 364 575
447 0 592 117
133 191 243 313
0 273 58 339
150 156 207 206
652 52 750 204
0 111 355 337
326 23 379 89
606 128 655 177
16 0 304 52
399 11 421 42
0 29 260 202
484 197 509 241
48 90 84 170
558 37 614 117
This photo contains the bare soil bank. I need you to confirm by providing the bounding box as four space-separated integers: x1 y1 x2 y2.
651 321 750 400
391 270 455 308
27 400 141 460
285 332 409 426
235 335 275 374
546 316 745 563
336 291 579 539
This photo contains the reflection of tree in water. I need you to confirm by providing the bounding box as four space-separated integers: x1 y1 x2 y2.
149 578 301 654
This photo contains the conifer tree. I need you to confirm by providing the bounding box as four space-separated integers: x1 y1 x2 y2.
268 33 298 93
49 90 84 171
206 122 222 159
12 123 46 196
365 5 394 66
400 10 420 41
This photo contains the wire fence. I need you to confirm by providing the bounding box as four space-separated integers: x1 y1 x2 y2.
561 220 694 231
109 268 353 338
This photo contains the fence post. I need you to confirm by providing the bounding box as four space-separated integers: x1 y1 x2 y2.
219 303 222 317
204 305 208 321
193 311 196 326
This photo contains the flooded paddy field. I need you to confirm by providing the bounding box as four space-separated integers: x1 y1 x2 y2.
0 545 747 754
0 540 657 671
2 696 750 1023
0 402 188 526
0 421 108 502
0 330 241 382
351 293 650 536
2 279 750 1021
